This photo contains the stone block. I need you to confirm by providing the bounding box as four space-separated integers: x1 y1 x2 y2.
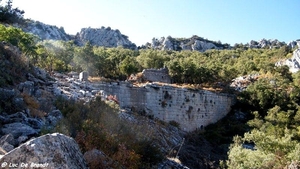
79 71 89 81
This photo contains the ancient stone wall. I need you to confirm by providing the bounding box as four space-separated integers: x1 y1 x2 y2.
93 82 236 132
142 68 171 83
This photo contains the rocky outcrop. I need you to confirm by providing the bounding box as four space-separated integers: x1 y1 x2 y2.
13 20 71 41
0 133 88 169
10 20 137 49
247 39 286 49
230 74 259 91
276 48 300 73
142 35 228 52
75 27 137 49
287 40 300 49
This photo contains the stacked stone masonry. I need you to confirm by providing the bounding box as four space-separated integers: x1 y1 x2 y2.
93 82 236 132
142 68 171 83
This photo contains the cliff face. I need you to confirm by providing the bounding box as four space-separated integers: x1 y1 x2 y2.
74 27 137 49
12 20 137 49
13 20 71 41
276 47 300 73
93 82 236 132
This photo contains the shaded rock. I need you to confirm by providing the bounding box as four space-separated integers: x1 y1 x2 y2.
84 149 115 169
18 81 34 96
0 142 14 153
26 118 45 129
1 122 38 138
0 134 17 147
0 133 88 169
46 110 63 127
17 135 28 145
0 88 16 100
0 134 16 153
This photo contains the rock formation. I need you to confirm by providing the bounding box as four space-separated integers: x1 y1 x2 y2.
246 39 286 49
142 35 228 52
287 40 300 49
0 133 88 169
11 20 137 49
275 48 300 73
74 27 137 49
13 20 71 41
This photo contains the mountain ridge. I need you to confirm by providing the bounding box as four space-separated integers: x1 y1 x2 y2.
8 19 299 51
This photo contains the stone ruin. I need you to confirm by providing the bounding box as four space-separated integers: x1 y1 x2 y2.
79 71 89 81
93 82 236 132
141 67 171 83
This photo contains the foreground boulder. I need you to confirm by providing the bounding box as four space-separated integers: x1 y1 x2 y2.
0 133 88 169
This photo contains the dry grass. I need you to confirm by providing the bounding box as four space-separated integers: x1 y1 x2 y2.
21 93 46 118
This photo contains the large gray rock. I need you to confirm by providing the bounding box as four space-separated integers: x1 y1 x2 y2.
0 133 88 169
276 48 300 73
14 20 70 41
0 134 16 153
75 27 136 49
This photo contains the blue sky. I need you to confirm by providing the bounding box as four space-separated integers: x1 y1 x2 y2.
9 0 300 46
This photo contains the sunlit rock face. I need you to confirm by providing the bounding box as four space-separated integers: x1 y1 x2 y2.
276 48 300 73
74 27 137 49
14 20 71 41
143 35 227 52
13 20 136 49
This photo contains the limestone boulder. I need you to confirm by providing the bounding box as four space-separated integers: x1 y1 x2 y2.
15 20 70 41
0 133 88 169
75 27 136 49
276 48 300 73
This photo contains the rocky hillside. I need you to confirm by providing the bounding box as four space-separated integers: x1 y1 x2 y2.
13 20 71 41
141 35 230 52
245 39 299 49
0 41 194 168
74 27 137 49
276 47 300 72
11 19 137 49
